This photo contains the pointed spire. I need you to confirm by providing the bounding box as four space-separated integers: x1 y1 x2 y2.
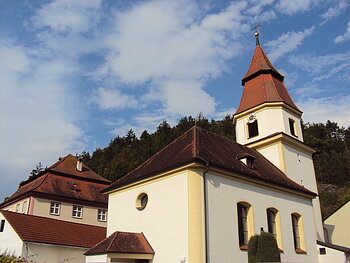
235 39 301 115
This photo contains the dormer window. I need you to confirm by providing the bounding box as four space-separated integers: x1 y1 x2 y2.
248 120 259 138
237 153 255 169
289 119 297 137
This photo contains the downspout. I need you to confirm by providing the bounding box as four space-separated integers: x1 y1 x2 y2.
203 160 210 263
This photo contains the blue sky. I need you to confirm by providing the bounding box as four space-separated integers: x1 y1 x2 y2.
0 0 349 201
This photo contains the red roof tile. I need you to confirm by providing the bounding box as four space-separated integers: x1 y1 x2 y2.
1 210 106 248
236 46 300 114
103 127 315 196
1 155 110 208
85 231 154 255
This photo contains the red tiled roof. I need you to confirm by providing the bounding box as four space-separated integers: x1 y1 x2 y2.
236 45 300 114
46 154 111 184
1 210 106 248
103 127 315 196
0 155 110 208
85 231 154 255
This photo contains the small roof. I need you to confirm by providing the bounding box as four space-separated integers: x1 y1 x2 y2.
85 231 154 256
1 155 111 208
317 240 350 253
103 127 315 196
235 45 300 115
1 210 106 248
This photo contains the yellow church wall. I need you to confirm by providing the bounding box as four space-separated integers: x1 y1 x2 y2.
324 201 350 247
107 171 189 263
206 172 319 263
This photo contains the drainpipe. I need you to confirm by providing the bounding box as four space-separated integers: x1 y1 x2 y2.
203 161 210 263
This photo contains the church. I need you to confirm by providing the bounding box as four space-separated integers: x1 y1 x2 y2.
84 36 326 263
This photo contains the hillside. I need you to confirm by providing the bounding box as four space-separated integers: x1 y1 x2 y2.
81 117 349 219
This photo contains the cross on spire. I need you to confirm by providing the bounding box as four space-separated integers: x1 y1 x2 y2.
251 24 261 46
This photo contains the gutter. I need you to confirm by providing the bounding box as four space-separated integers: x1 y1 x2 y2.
203 161 210 263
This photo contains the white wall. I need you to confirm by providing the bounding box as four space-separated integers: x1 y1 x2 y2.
206 172 319 263
107 172 189 263
317 244 349 263
86 254 110 263
23 243 87 263
0 213 24 257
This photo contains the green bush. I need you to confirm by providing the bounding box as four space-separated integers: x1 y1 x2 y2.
248 235 259 262
256 232 281 262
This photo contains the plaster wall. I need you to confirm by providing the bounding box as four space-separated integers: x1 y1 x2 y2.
206 172 319 263
256 144 281 171
317 244 349 263
23 242 87 263
86 254 110 263
107 171 189 263
3 197 30 214
324 202 350 247
283 144 324 241
236 107 302 145
0 213 24 256
32 197 107 226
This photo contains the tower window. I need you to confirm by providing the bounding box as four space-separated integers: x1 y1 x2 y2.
248 120 259 138
289 119 297 137
0 220 5 232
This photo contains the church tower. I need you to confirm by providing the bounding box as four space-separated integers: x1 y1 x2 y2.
234 34 324 241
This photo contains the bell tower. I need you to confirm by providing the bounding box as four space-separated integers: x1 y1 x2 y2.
234 33 324 241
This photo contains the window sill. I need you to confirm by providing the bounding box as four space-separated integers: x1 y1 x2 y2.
240 245 248 251
295 249 307 254
50 213 60 216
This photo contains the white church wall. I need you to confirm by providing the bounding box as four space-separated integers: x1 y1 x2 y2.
256 144 282 171
107 171 189 263
317 244 349 263
206 172 319 263
0 213 24 257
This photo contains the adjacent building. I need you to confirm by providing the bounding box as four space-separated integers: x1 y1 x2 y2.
0 154 111 226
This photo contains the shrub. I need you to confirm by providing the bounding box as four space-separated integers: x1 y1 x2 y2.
248 235 259 262
256 232 281 262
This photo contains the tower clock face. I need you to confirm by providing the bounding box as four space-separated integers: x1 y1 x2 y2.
248 113 256 123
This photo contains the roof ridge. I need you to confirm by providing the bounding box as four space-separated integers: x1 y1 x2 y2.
0 210 106 229
48 154 72 170
105 126 196 190
107 231 118 252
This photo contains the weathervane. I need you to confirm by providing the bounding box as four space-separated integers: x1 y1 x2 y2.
251 24 261 46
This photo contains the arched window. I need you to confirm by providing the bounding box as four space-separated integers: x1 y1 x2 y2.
267 208 283 249
237 202 253 248
267 208 277 237
291 213 306 253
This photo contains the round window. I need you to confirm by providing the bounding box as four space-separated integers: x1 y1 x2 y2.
136 193 148 211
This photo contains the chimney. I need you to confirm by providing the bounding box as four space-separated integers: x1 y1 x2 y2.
76 156 83 172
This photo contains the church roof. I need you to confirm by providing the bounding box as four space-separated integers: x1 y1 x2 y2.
85 231 154 256
103 127 315 196
0 155 111 208
236 45 300 115
1 210 106 248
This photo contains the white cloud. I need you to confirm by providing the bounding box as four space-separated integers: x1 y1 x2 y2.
334 19 350 44
276 0 318 15
266 26 315 62
31 0 101 34
93 0 251 120
288 51 350 81
298 95 350 128
0 40 86 198
92 87 138 110
320 1 348 25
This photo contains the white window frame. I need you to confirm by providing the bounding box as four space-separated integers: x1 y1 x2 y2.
98 209 107 222
22 201 28 213
72 205 83 219
50 202 61 215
